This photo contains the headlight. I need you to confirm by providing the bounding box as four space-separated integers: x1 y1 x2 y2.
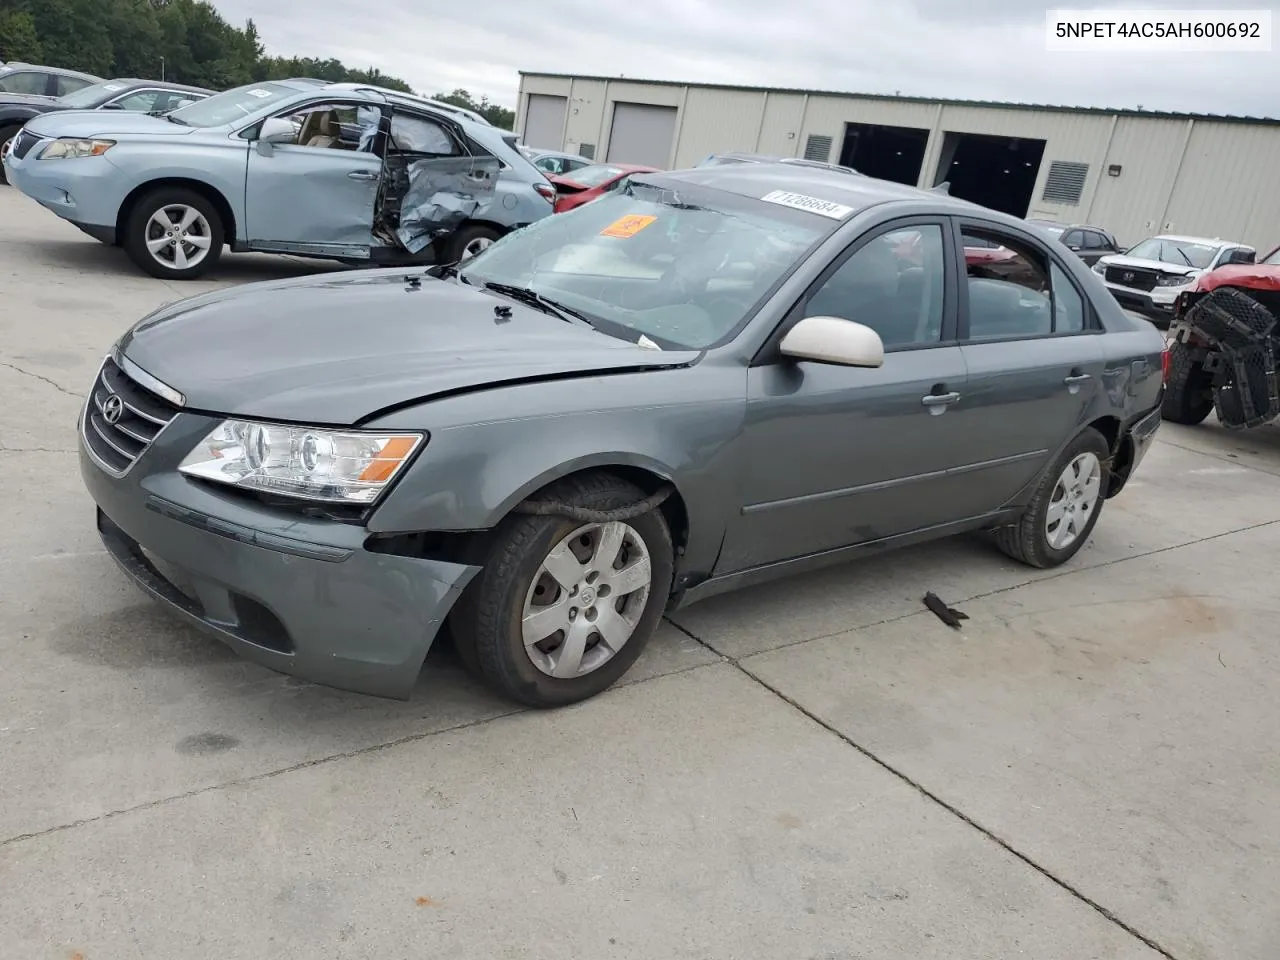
39 138 115 159
1092 261 1106 275
1156 274 1194 287
178 420 424 504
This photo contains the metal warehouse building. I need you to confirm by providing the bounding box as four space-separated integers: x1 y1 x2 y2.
515 71 1280 251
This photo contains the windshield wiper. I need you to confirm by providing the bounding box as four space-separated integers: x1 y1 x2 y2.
1171 247 1194 266
481 282 598 328
165 114 189 126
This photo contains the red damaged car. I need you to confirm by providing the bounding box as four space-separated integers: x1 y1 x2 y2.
1163 244 1280 429
548 162 661 213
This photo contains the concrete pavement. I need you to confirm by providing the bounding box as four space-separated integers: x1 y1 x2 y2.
1 187 1275 959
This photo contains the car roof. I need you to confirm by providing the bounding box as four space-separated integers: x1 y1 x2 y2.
646 162 995 223
101 78 214 94
322 83 492 125
3 63 102 81
1152 234 1248 247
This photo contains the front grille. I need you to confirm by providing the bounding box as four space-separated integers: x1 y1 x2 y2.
1105 266 1159 292
83 357 180 475
11 129 39 160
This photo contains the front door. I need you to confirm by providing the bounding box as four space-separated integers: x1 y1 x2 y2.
719 219 973 573
951 220 1107 514
244 99 383 257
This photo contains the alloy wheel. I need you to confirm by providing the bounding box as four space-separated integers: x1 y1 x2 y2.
144 204 213 271
1045 452 1102 550
521 521 653 679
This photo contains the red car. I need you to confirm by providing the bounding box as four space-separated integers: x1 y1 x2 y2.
548 162 661 213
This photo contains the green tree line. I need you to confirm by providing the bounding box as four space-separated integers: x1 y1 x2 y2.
0 0 515 128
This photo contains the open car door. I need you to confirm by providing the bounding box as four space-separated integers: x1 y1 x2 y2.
374 108 500 255
244 97 386 259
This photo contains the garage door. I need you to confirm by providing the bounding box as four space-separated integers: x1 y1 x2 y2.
523 94 567 149
606 102 677 168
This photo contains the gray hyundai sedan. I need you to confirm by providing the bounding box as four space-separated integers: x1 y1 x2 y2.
79 163 1166 708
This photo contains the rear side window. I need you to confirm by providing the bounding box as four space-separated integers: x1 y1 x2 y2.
55 74 94 96
0 70 48 95
961 226 1090 339
390 114 460 155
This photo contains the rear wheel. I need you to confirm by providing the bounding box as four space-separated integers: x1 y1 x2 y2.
123 186 224 280
0 124 20 185
993 427 1110 569
446 224 501 265
1161 339 1215 425
451 472 674 708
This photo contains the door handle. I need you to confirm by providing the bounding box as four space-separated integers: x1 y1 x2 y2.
348 170 377 181
921 391 961 406
1064 374 1093 385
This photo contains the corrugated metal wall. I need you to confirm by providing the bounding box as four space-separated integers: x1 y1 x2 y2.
517 74 1280 251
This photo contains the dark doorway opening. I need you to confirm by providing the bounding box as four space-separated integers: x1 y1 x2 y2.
932 132 1046 216
839 122 929 186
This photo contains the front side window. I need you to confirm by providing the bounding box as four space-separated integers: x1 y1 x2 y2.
458 182 828 350
55 75 94 96
0 70 48 95
281 101 370 151
804 224 947 348
168 81 300 128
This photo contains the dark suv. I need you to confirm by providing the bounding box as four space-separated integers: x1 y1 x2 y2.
1026 219 1120 266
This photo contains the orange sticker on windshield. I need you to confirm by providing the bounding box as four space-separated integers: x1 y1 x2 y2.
600 214 657 238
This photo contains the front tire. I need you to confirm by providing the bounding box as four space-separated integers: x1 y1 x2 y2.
451 472 674 708
993 427 1110 569
1161 340 1215 425
0 124 20 185
123 187 224 280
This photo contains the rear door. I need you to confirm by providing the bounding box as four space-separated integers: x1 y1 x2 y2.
949 218 1106 513
243 97 385 257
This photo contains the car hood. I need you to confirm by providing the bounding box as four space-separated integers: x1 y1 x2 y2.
24 109 196 139
116 270 700 425
1195 263 1280 294
1098 254 1201 276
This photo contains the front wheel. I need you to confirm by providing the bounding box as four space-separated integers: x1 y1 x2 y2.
123 187 224 280
1161 340 1215 425
993 427 1111 569
0 124 20 185
451 472 674 708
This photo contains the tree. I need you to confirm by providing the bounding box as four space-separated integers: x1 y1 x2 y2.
0 0 417 94
431 88 515 130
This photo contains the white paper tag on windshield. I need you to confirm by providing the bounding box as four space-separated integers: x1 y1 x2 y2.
636 335 661 351
103 84 123 91
760 190 854 220
246 88 273 99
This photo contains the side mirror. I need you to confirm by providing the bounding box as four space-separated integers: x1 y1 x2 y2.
259 116 296 145
779 315 884 368
101 102 124 110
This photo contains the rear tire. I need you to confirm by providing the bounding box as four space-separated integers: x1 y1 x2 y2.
123 186 224 280
1161 340 1215 425
451 472 674 708
993 427 1111 569
446 224 501 265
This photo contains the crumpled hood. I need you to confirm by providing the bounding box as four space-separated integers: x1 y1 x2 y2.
1098 254 1201 277
1194 263 1280 294
24 109 197 139
117 270 698 425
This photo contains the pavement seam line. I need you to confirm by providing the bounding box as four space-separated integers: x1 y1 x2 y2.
664 617 1183 960
0 658 719 849
672 514 1280 659
0 360 83 398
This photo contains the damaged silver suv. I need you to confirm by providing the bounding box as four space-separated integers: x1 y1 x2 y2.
4 78 555 279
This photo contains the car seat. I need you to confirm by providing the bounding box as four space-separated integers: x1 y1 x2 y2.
302 110 340 148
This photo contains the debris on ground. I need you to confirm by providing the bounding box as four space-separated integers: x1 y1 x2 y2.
923 592 969 629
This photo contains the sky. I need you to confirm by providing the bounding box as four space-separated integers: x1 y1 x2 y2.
209 0 1279 117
